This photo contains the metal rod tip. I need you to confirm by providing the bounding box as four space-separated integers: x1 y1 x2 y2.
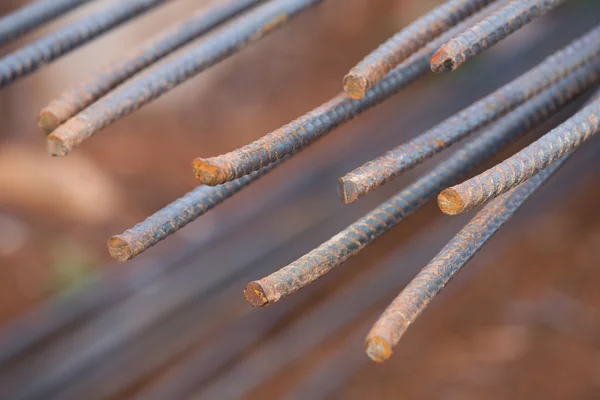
107 236 133 261
365 336 392 362
192 158 227 186
337 176 360 204
343 73 369 100
38 109 61 134
244 281 269 308
46 134 70 157
437 188 465 215
430 45 454 73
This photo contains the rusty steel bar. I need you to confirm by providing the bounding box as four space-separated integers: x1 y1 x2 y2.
431 0 568 73
243 61 597 308
192 6 498 186
343 0 497 99
0 0 96 47
0 0 172 89
438 95 600 215
2 205 333 400
37 0 266 134
46 0 326 157
339 25 600 203
108 159 283 261
198 220 462 399
365 153 572 363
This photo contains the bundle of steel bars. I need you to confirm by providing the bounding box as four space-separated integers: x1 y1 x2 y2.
0 0 599 398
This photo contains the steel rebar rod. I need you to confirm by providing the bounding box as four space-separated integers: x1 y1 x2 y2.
431 0 568 73
244 61 597 308
0 0 96 48
37 0 266 134
0 81 431 370
46 0 325 156
438 96 600 214
0 0 172 89
192 6 498 186
0 154 296 367
339 25 600 203
365 154 572 363
1 204 332 400
197 220 462 400
108 160 282 261
343 0 497 99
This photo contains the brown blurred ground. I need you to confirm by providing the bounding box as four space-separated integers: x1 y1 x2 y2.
0 0 599 399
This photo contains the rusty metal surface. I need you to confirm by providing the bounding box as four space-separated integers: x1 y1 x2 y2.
0 0 96 47
339 25 600 203
198 219 464 399
0 0 598 398
37 0 266 134
365 153 572 363
244 61 598 308
45 0 326 156
431 0 567 73
439 96 600 215
0 0 172 89
192 7 495 186
343 0 496 99
109 159 282 261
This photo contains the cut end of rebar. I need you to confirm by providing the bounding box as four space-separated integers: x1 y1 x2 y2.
192 158 227 186
338 176 361 204
430 46 455 73
38 109 61 134
365 336 392 362
46 134 71 157
107 236 133 261
343 73 369 99
437 188 465 215
244 281 269 308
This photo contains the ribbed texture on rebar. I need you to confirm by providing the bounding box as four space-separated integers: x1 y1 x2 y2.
343 0 496 99
0 0 171 89
46 0 325 156
339 25 600 203
243 60 599 307
365 153 571 362
439 96 600 214
38 0 264 133
0 0 95 47
431 0 568 72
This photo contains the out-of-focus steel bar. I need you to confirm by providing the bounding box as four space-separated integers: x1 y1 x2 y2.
197 220 461 399
0 0 172 89
282 321 371 400
439 96 600 214
108 159 281 261
343 0 496 99
2 204 332 400
339 26 600 203
243 61 599 308
37 0 266 133
46 0 326 156
0 0 96 47
365 153 572 362
431 0 568 73
192 6 499 186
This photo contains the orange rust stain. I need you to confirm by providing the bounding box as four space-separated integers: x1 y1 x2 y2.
192 158 223 185
437 188 465 215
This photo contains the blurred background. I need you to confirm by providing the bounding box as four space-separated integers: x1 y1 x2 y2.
0 0 599 398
